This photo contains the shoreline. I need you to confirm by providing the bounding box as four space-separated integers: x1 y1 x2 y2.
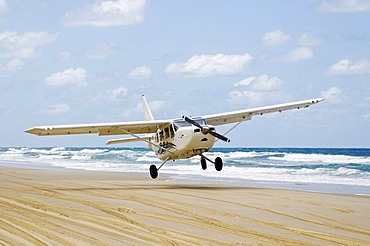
1 160 369 196
1 147 369 196
1 165 369 245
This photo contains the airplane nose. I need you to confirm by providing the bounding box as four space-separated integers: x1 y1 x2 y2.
201 126 210 134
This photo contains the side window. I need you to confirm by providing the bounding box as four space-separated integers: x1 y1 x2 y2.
164 127 170 139
169 125 175 138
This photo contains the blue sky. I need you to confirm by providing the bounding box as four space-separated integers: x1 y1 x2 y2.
0 0 369 147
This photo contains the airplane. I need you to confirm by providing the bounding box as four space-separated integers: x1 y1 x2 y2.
25 95 324 179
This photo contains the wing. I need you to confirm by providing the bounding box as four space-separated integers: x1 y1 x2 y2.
204 98 324 126
105 136 151 145
25 120 171 136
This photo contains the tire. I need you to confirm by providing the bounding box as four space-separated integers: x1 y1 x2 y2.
215 157 223 171
201 158 207 170
149 165 158 179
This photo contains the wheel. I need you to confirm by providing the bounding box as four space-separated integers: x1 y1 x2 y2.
201 158 207 170
149 165 158 179
215 157 223 171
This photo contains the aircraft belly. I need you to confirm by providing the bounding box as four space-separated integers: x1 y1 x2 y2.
172 132 215 159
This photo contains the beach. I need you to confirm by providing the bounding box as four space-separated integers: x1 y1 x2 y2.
0 166 369 245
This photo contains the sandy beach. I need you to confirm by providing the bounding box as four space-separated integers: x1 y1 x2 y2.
0 166 369 245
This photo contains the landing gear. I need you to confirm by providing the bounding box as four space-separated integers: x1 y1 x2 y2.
201 158 207 170
215 157 223 171
200 154 223 172
149 157 170 179
149 165 158 179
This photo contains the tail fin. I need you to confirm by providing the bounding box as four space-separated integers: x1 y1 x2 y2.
141 95 154 121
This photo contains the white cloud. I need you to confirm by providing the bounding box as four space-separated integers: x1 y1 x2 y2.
0 31 57 59
122 99 167 118
321 87 343 103
128 65 151 79
318 0 370 12
85 43 116 60
106 87 128 101
261 29 291 46
0 59 24 74
283 47 314 62
298 33 321 46
61 0 147 27
0 0 6 14
45 68 87 86
234 74 284 91
329 59 370 75
363 114 370 122
165 53 253 77
230 74 288 105
148 100 167 112
58 51 72 62
44 103 71 115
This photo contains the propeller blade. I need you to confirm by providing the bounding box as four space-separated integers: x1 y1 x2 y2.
209 130 230 142
183 116 230 142
183 116 203 128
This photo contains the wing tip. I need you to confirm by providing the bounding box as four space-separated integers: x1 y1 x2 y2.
313 98 324 103
24 128 39 135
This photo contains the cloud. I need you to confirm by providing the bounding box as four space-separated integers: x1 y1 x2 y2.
261 29 291 46
106 87 128 101
0 31 57 59
318 0 370 12
0 0 6 14
283 47 314 62
234 74 284 91
230 74 289 105
45 68 87 86
298 33 321 46
58 51 72 62
61 0 147 27
44 103 71 115
165 53 253 77
128 65 151 79
122 99 167 118
0 59 24 74
363 114 370 122
329 59 370 74
85 43 116 60
321 87 343 103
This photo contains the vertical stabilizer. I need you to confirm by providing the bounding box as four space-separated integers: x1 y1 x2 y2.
141 95 154 121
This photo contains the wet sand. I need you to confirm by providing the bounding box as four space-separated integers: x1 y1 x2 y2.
0 166 369 245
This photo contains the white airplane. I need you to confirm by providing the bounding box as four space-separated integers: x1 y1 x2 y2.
25 96 324 179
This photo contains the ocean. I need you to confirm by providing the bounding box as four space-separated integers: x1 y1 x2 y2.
0 147 369 195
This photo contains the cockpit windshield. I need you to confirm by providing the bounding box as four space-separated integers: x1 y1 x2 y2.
173 117 206 131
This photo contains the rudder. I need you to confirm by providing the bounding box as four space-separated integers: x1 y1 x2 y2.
141 95 154 121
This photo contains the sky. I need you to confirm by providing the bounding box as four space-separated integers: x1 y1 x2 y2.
0 0 369 148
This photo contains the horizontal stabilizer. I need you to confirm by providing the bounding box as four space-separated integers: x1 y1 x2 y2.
105 136 150 145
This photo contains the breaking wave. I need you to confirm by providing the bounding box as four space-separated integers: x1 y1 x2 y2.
0 147 369 194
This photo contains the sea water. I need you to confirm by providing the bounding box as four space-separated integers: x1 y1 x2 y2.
0 147 369 195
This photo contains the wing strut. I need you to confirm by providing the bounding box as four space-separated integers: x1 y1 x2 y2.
115 127 177 155
215 121 243 143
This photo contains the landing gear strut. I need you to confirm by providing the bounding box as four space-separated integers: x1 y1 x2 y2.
149 157 170 179
200 154 223 171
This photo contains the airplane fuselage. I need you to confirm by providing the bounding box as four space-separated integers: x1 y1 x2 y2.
149 118 216 161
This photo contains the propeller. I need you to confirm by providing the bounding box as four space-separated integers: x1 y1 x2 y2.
183 116 230 142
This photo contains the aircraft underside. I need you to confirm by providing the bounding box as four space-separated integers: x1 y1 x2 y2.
148 122 225 179
149 148 224 179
